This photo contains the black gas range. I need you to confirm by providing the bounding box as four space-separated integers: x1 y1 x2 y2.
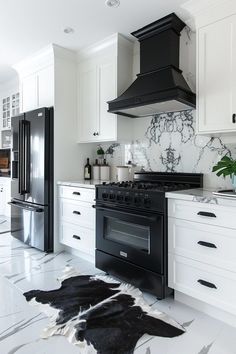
95 172 203 298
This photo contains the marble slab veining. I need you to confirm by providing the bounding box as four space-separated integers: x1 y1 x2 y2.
166 188 236 207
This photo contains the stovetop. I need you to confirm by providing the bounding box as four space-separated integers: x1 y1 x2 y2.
96 172 203 212
101 181 192 192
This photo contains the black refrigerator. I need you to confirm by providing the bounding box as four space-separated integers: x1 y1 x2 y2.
10 107 53 252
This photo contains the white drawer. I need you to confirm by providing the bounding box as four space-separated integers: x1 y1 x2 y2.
168 218 236 272
168 254 236 315
59 185 95 204
60 222 95 255
168 199 236 229
60 199 95 229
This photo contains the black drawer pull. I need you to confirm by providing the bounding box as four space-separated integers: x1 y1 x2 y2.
197 241 217 249
233 113 236 124
73 192 81 196
73 235 81 240
198 279 217 289
73 211 81 215
197 211 216 218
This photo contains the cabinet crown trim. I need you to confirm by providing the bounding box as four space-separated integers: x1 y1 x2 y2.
77 33 133 63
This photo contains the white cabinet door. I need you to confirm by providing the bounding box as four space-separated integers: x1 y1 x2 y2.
98 60 117 141
77 63 99 142
198 14 236 133
21 74 37 112
37 65 54 107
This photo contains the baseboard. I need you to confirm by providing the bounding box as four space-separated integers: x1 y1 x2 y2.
63 244 95 265
175 291 236 328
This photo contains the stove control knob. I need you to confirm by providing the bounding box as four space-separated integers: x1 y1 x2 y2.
102 193 108 199
124 196 131 203
117 195 123 202
134 196 141 204
109 194 116 200
144 197 151 207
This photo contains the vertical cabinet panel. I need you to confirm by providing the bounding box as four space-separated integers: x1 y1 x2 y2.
77 64 99 142
198 15 236 133
98 60 117 141
38 65 54 107
21 65 54 112
21 74 37 112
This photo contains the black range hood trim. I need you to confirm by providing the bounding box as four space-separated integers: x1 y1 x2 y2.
108 13 196 118
131 12 186 40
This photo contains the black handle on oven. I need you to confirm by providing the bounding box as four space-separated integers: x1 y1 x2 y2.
94 205 159 221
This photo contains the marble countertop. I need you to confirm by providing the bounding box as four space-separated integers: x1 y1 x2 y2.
166 188 236 207
57 180 110 189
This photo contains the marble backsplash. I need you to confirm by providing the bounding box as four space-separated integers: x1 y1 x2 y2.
92 110 236 189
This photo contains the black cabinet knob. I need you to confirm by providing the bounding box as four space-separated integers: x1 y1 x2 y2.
233 114 236 124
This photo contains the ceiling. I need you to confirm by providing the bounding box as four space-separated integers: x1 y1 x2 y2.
0 0 188 84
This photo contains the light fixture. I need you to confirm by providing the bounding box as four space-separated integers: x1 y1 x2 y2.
105 0 120 8
64 27 74 34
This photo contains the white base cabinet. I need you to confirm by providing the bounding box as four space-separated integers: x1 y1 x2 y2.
59 185 95 257
168 198 236 316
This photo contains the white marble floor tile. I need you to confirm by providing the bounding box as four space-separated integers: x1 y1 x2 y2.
0 230 236 354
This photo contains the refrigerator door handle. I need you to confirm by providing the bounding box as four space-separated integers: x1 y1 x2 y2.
18 120 25 195
8 201 44 213
23 120 31 194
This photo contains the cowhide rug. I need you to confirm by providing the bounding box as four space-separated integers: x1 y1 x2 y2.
24 267 185 354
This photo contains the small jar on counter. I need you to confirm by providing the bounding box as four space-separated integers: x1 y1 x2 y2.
92 159 100 180
100 159 110 181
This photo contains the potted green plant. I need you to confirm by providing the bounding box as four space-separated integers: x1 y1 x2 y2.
97 145 105 164
212 155 236 190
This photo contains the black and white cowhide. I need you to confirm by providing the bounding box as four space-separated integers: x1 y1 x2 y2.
24 268 184 354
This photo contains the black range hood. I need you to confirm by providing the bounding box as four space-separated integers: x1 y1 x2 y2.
108 13 196 118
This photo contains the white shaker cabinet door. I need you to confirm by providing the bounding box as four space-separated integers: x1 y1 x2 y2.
37 65 54 108
21 74 37 112
77 63 99 143
97 59 117 141
197 14 236 133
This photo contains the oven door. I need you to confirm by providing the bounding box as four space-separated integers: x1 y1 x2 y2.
96 205 164 273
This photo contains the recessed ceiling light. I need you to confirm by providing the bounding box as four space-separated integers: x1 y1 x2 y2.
105 0 120 8
64 27 74 34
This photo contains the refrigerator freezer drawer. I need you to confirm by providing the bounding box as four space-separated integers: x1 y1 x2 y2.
10 200 52 252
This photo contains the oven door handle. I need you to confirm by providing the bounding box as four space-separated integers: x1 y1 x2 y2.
94 205 159 221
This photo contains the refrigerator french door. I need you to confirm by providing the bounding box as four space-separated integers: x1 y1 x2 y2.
10 107 53 252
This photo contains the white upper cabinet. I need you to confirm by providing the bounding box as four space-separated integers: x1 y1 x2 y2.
37 65 54 108
21 74 37 112
77 34 133 143
197 14 236 134
78 62 99 142
14 46 55 112
183 0 236 135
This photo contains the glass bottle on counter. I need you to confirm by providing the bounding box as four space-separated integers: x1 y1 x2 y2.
84 158 92 180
